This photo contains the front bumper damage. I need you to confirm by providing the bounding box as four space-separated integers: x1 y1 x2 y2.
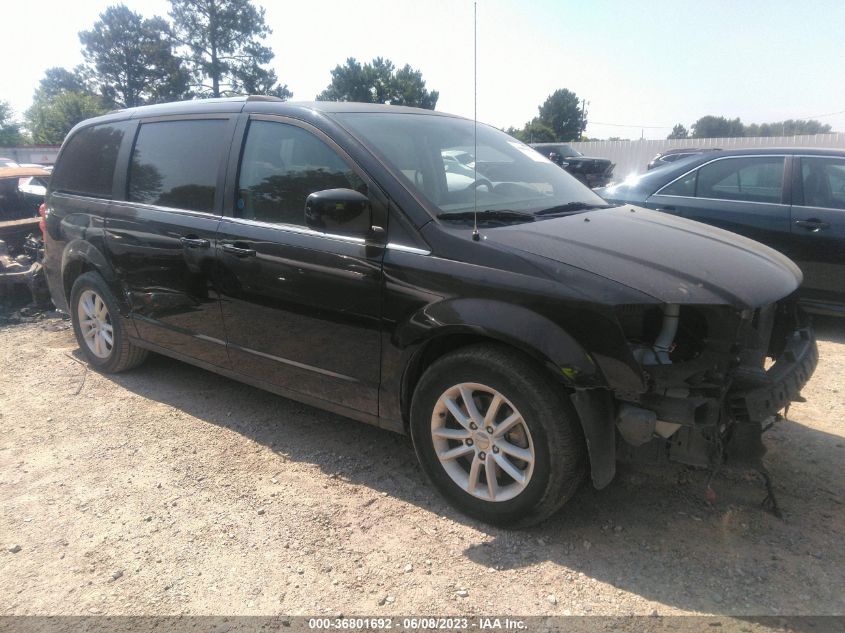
589 301 817 499
615 301 817 468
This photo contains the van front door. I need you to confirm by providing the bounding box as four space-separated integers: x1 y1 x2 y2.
215 116 384 415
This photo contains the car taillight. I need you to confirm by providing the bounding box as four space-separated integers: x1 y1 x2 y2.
38 203 47 236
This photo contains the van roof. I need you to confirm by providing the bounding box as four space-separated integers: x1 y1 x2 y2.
72 97 461 132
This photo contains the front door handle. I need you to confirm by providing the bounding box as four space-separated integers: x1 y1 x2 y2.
220 242 257 257
655 205 677 214
795 219 830 232
180 236 210 249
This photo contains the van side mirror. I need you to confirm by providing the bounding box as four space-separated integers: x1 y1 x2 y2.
304 189 374 239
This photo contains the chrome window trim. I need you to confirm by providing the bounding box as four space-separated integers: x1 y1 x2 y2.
222 216 367 245
223 215 430 254
654 153 790 201
53 192 222 218
109 197 221 219
792 203 845 212
386 242 431 255
53 193 431 253
51 192 112 204
651 193 791 208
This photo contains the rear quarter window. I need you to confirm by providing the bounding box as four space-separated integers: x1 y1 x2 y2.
50 121 130 198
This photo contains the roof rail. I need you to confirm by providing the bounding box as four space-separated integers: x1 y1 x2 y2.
246 95 284 102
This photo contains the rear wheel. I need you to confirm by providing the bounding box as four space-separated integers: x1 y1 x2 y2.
70 272 148 373
410 344 586 526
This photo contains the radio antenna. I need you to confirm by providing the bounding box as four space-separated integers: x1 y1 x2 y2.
472 0 480 241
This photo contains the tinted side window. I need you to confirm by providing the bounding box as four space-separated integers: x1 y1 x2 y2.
800 157 845 210
128 119 228 212
236 120 363 226
696 156 784 204
51 121 129 197
660 169 697 196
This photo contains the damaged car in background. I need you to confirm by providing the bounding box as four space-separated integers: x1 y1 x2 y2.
0 166 50 306
530 142 615 188
44 100 815 525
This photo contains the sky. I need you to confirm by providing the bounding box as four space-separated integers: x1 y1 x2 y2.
1 0 843 140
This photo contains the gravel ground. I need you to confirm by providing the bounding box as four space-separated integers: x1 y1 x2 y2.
1 315 843 617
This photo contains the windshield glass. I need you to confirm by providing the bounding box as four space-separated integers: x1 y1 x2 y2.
334 112 606 220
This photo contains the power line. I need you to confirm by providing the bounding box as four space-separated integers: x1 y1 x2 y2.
801 108 845 119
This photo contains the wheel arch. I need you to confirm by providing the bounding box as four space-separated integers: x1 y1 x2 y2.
61 240 127 314
397 298 607 421
395 298 617 490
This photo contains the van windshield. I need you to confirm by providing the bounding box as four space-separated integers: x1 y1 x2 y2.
334 112 607 222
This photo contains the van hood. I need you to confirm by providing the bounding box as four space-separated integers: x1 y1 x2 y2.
486 206 802 307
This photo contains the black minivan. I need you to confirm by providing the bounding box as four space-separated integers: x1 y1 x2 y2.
44 97 817 525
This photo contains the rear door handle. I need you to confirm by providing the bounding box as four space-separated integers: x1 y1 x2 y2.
794 219 830 232
180 236 210 248
220 242 257 257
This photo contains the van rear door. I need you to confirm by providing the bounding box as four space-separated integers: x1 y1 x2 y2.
105 115 237 368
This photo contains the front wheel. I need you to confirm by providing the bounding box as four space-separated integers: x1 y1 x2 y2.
410 344 586 526
70 272 148 373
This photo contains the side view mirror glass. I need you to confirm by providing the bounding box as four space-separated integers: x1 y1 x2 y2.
304 188 374 239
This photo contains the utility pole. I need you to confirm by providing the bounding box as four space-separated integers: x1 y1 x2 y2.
580 98 589 141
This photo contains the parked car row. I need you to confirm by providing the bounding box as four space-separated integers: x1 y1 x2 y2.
597 148 845 315
43 97 816 525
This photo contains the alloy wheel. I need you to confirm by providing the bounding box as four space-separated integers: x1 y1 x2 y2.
430 382 535 502
77 289 114 359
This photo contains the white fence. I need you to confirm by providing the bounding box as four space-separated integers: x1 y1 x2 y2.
570 133 845 181
0 145 61 166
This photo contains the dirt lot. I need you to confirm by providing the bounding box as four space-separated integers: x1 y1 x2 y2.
1 315 844 617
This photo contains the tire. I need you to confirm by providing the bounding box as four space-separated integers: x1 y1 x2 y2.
69 271 148 373
410 343 586 527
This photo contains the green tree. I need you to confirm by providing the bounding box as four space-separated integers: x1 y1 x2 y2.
317 58 373 103
507 119 555 143
535 89 586 141
745 119 832 137
317 57 438 109
24 68 107 143
26 91 107 144
667 123 689 139
691 115 745 138
168 0 291 99
0 101 25 146
38 67 89 99
390 64 439 109
80 5 190 108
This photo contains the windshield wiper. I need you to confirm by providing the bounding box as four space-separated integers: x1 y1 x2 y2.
533 202 615 216
437 210 535 223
